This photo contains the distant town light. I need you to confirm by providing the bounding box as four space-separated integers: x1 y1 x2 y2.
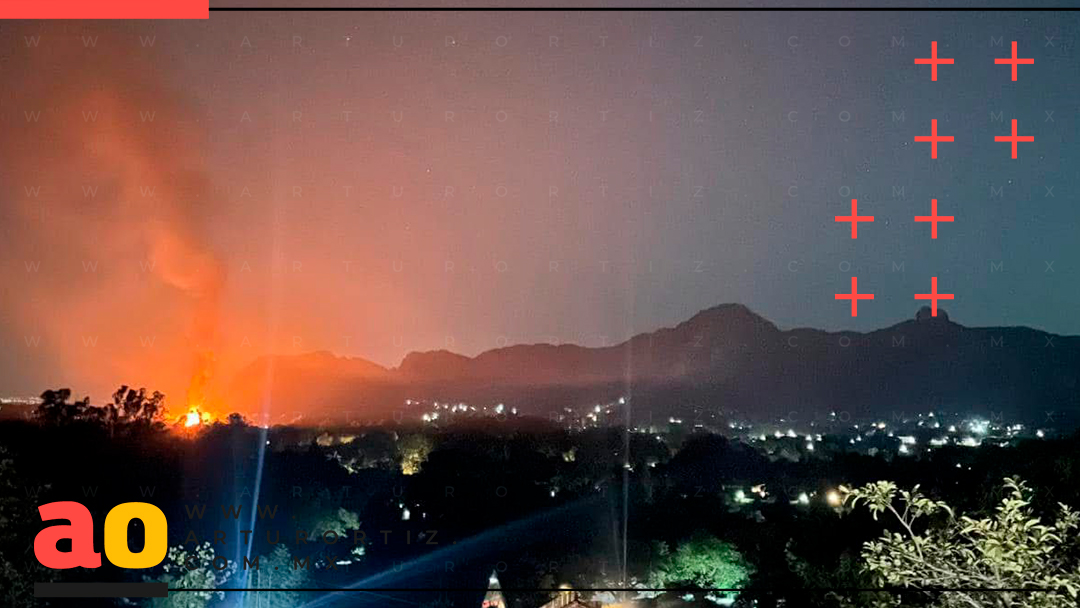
826 490 842 507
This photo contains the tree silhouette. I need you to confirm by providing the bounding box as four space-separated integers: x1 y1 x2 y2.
35 388 89 425
34 386 166 436
0 447 55 606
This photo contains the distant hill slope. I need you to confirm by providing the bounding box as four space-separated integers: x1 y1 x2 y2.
228 305 1080 425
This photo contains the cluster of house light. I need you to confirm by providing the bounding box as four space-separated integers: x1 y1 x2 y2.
418 400 518 422
733 485 842 508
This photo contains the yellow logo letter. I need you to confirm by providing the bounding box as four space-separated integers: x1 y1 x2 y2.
103 502 168 569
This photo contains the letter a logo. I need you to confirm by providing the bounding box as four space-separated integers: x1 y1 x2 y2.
34 502 102 569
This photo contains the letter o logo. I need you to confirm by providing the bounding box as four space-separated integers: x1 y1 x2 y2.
103 502 168 569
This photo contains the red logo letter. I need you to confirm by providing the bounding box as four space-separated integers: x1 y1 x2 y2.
34 502 102 569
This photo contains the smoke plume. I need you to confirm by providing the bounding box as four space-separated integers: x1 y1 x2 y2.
0 23 224 409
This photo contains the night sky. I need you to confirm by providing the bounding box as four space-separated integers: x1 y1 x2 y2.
1 10 1078 401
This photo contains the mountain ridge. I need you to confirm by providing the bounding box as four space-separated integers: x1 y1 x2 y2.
228 304 1080 425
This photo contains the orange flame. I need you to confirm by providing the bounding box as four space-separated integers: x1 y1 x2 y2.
186 351 215 409
177 351 220 430
181 407 215 429
184 410 201 427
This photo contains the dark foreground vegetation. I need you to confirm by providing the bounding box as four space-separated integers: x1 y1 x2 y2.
3 387 1080 608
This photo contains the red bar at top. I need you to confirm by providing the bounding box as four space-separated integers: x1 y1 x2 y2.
1 0 208 19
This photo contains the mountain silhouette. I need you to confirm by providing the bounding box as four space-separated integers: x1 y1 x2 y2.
229 304 1080 426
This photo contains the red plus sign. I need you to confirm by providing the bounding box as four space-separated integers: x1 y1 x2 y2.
914 198 954 239
835 276 874 317
914 276 954 317
994 41 1033 81
835 198 874 239
914 119 954 159
994 119 1034 159
915 41 954 81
